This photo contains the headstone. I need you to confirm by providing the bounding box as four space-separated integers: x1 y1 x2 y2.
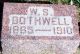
1 3 80 54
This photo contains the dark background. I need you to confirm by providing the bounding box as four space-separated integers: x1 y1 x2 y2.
0 0 3 52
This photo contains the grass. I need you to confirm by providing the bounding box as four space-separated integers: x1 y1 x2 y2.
76 48 80 54
0 48 80 54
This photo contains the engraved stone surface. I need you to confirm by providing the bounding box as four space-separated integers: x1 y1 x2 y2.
1 3 80 54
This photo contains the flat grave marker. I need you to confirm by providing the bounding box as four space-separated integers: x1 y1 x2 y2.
1 3 80 54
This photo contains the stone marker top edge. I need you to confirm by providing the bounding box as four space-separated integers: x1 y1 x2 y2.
4 2 76 7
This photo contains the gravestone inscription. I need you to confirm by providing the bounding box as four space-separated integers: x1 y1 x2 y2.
1 3 80 54
9 7 73 36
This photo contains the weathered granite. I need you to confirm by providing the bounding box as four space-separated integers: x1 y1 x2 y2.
1 3 80 54
2 39 79 54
